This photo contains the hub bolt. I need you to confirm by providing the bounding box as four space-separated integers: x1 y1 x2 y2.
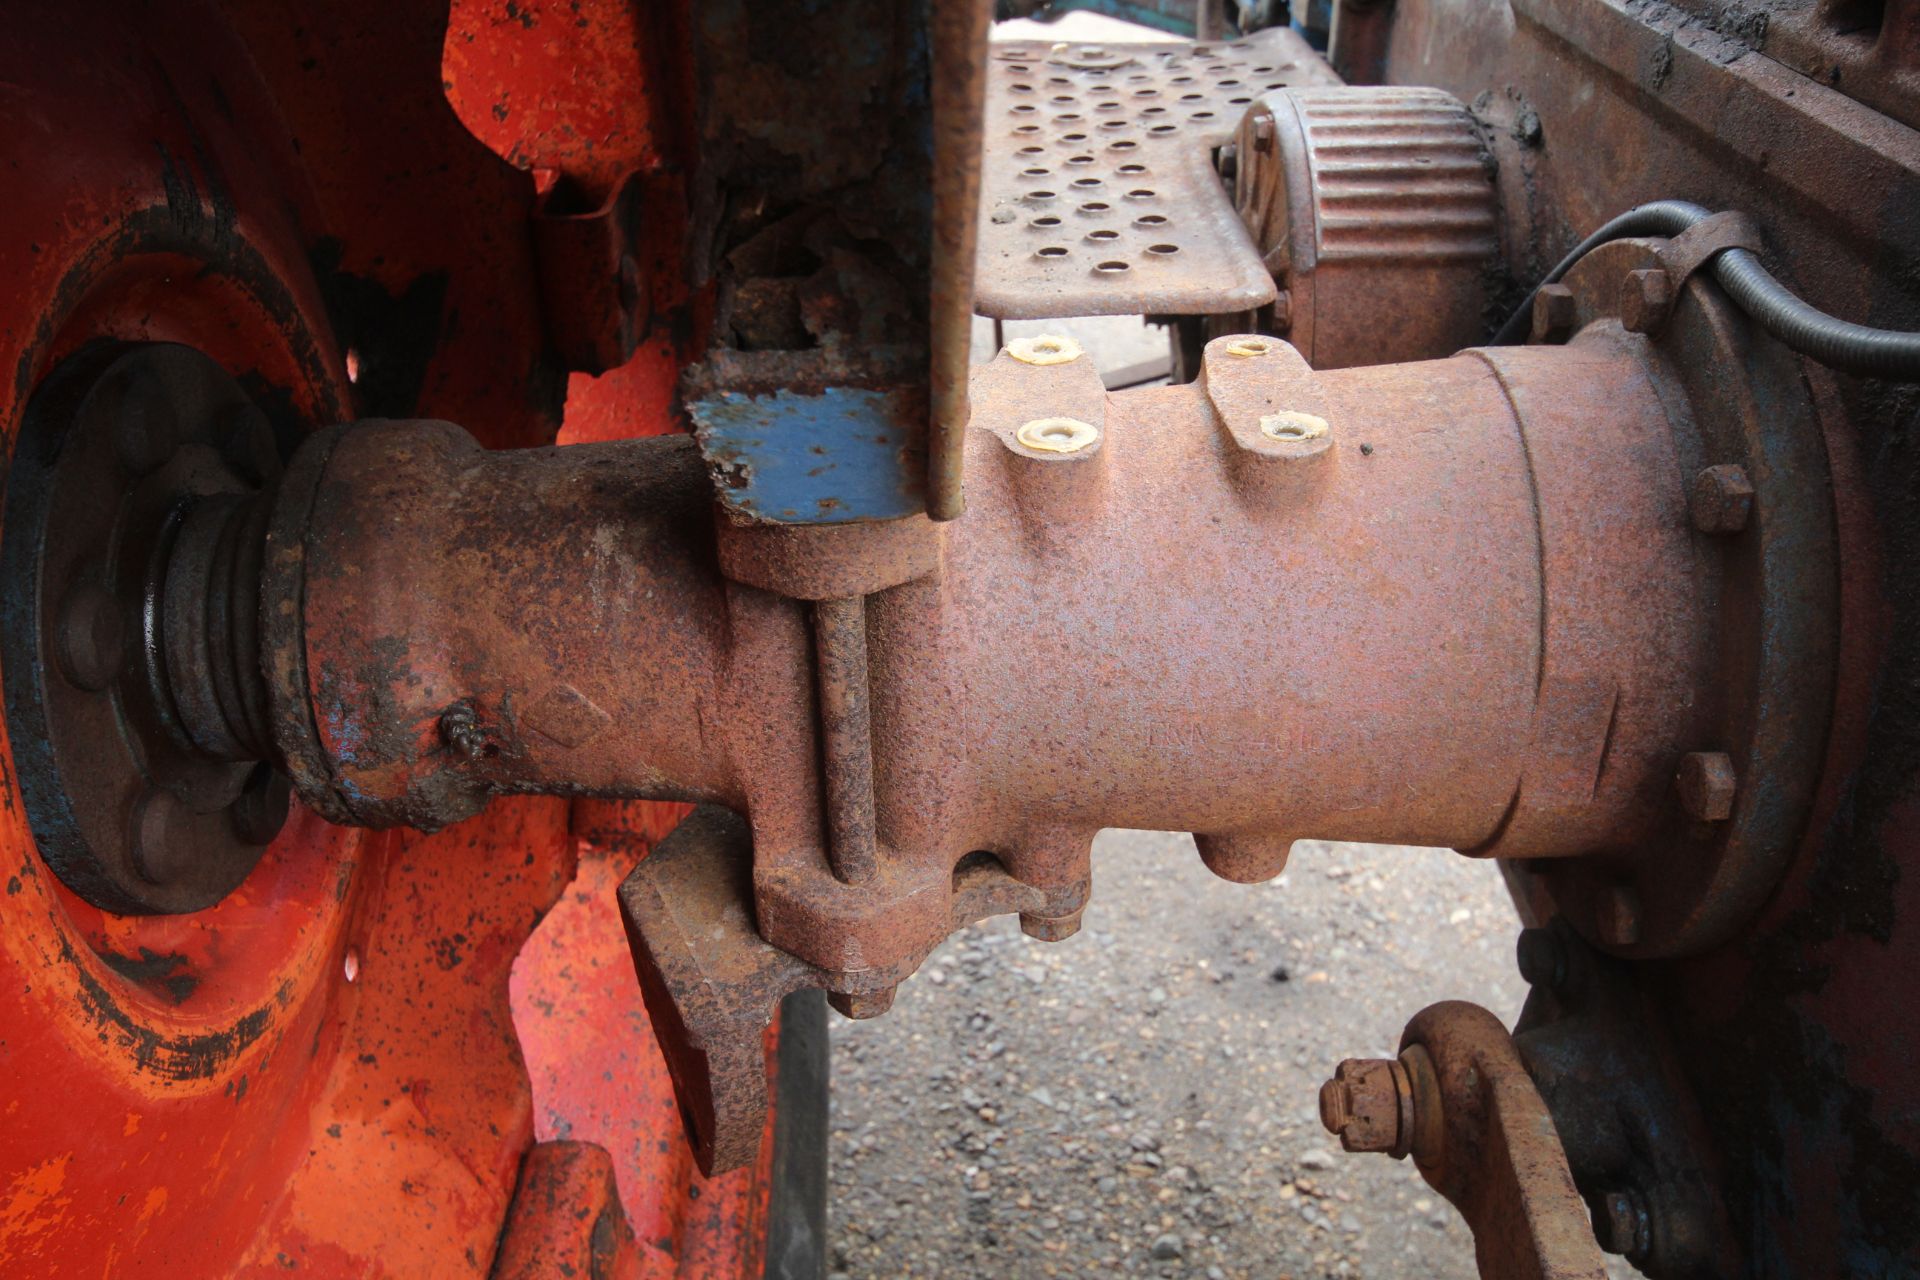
56 580 125 691
132 788 194 885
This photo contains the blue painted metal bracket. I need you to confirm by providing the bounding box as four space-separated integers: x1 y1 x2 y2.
689 385 928 524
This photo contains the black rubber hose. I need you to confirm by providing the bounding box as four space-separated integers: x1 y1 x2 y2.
1490 200 1920 381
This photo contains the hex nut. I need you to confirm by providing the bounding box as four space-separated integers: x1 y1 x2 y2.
1689 464 1755 534
1530 284 1578 345
1620 268 1674 334
1676 750 1737 821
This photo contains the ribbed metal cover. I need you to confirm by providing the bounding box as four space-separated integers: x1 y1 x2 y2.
1291 87 1497 265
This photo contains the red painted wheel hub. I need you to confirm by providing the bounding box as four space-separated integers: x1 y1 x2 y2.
0 3 785 1275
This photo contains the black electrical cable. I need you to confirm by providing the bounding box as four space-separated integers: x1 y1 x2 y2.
1490 200 1920 381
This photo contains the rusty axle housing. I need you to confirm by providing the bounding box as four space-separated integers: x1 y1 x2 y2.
259 319 1748 983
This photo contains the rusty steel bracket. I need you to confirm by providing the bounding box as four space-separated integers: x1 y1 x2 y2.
1322 1002 1611 1280
618 804 1073 1175
1652 210 1764 294
1512 921 1736 1276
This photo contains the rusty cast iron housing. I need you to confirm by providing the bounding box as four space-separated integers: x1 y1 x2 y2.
62 230 1796 1170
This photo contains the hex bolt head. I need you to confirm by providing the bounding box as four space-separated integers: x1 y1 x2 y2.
1596 884 1643 948
1596 1188 1651 1259
1515 927 1568 989
1020 907 1084 942
230 764 293 846
1619 268 1675 334
1676 750 1738 821
1252 114 1276 153
1317 1057 1411 1157
56 580 126 691
132 788 194 885
1689 464 1755 534
1530 284 1578 345
829 986 897 1019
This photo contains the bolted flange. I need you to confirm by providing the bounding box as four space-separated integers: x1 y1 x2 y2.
1 344 296 914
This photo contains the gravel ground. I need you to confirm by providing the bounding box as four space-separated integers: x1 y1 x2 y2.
825 833 1532 1279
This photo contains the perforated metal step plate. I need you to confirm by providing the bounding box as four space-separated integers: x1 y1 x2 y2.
975 28 1337 320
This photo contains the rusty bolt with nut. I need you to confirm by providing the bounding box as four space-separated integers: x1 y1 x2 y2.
1619 267 1674 334
1318 1056 1415 1158
1689 463 1755 533
1676 750 1738 821
1530 283 1578 344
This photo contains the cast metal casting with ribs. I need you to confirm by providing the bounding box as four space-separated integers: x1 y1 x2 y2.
10 284 1820 1172
270 326 1709 936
